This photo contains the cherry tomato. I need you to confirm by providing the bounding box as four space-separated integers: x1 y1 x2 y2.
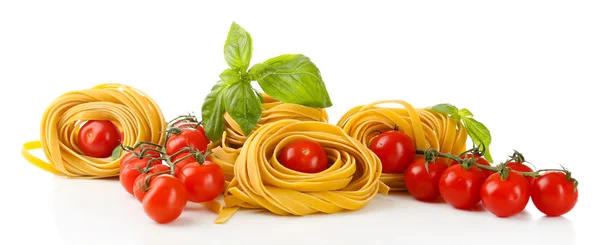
277 139 329 173
451 153 493 179
506 161 535 185
120 158 162 195
142 174 188 224
120 145 162 171
165 128 210 158
133 164 171 203
481 170 531 217
77 120 121 158
404 158 448 202
439 164 487 209
179 161 226 203
369 130 416 174
171 153 199 177
531 172 578 216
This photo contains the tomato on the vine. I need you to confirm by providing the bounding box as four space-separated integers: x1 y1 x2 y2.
133 164 171 203
404 158 448 202
77 120 121 158
369 130 416 174
531 172 578 216
451 153 493 178
178 161 226 203
439 164 487 209
481 170 531 217
506 161 534 185
120 145 162 171
142 174 188 224
277 139 329 173
120 158 162 195
171 153 199 177
166 128 210 157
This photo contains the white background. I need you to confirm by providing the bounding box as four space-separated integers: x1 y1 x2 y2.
1 0 599 244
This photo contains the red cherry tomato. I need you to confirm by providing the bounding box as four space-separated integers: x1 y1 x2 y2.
171 153 199 177
120 145 162 171
369 130 416 174
77 120 121 158
142 174 188 224
120 158 162 195
133 164 171 203
404 158 448 202
481 170 531 217
531 172 578 216
506 161 535 185
450 154 493 179
166 128 210 158
439 164 487 209
277 139 329 173
178 161 226 203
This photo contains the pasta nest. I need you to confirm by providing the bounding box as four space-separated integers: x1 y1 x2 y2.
336 100 468 191
209 94 329 182
22 83 166 178
214 119 386 224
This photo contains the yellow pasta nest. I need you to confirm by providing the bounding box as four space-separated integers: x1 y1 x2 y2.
336 100 468 191
209 94 329 182
21 83 166 178
214 119 386 224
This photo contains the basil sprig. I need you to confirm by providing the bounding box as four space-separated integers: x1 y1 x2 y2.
201 22 333 142
430 103 494 162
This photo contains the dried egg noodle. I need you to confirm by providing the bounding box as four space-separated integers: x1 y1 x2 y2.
209 94 329 182
214 119 387 224
336 100 468 191
21 83 167 178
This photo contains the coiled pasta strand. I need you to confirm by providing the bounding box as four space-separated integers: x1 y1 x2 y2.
336 100 468 191
214 119 386 224
21 83 167 178
209 94 329 182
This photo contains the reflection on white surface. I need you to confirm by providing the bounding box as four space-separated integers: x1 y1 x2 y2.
51 176 576 245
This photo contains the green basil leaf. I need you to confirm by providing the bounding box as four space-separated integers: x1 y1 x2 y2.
224 22 253 71
111 145 123 160
463 117 493 162
201 81 227 142
223 82 262 136
430 103 459 117
254 88 264 103
249 54 332 108
220 68 241 85
458 108 473 118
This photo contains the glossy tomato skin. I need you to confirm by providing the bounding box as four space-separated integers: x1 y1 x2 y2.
404 158 448 202
531 172 578 216
120 158 162 195
277 139 329 173
450 154 493 179
439 164 487 209
142 175 188 224
166 128 210 157
481 170 531 217
133 164 171 203
506 162 534 185
77 120 121 158
179 161 226 203
369 130 416 174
